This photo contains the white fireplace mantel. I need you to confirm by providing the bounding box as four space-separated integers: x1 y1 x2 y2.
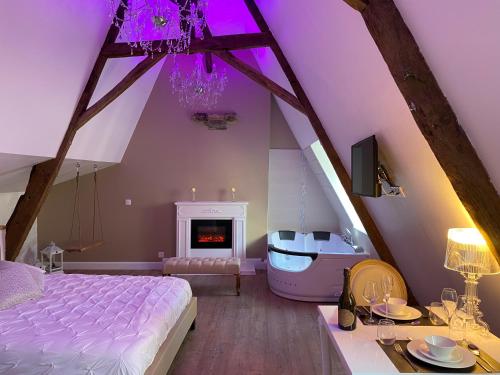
175 201 248 260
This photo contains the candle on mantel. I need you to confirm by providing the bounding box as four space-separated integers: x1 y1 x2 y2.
191 187 196 201
231 187 236 201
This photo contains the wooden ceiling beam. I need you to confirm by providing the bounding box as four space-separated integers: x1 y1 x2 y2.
101 32 273 58
203 52 213 74
196 23 304 114
213 50 305 114
198 25 305 115
77 54 166 129
243 0 418 303
343 0 368 12
346 0 500 263
5 2 129 260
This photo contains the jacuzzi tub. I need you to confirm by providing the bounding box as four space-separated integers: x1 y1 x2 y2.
267 231 370 302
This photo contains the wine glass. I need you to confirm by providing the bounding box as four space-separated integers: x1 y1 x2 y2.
362 280 379 324
441 288 458 337
381 275 394 315
429 302 444 326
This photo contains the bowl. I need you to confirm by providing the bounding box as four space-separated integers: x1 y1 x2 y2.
386 297 407 315
424 335 457 360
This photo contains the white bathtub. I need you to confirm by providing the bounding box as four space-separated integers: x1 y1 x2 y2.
267 231 370 302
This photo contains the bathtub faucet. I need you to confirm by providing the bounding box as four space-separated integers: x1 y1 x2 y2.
342 228 354 246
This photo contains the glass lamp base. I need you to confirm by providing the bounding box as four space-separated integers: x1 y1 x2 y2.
462 273 490 336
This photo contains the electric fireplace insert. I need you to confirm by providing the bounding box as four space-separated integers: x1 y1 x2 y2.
191 219 233 249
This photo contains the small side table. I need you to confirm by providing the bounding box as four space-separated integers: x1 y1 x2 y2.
41 242 64 273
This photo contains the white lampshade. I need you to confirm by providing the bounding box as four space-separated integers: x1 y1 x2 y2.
444 228 499 275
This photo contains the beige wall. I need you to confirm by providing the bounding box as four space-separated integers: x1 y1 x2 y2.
39 54 271 261
270 97 299 150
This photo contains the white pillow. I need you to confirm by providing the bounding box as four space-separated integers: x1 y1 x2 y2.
0 261 45 310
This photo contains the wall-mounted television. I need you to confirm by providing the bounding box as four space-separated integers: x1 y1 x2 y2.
351 135 381 197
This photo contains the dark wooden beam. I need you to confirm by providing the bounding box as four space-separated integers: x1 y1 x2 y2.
343 0 368 12
213 51 304 114
101 33 273 58
198 25 304 114
5 2 128 260
204 52 213 74
346 0 499 263
77 54 166 129
243 0 418 303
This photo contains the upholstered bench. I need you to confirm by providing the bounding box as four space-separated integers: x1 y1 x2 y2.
163 257 241 296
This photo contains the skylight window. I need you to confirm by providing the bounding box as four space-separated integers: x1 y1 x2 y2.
310 140 366 234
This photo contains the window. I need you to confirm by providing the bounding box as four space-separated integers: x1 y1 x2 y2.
310 140 366 234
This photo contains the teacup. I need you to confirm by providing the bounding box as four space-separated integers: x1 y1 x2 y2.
424 335 457 360
386 297 407 315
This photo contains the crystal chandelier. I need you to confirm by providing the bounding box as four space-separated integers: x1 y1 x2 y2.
170 54 228 108
106 0 208 55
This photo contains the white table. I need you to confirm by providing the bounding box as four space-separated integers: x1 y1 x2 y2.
318 305 500 374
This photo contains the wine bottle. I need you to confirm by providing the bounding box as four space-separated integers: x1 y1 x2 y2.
338 267 357 331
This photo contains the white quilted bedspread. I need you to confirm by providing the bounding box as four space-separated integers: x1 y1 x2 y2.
0 273 192 375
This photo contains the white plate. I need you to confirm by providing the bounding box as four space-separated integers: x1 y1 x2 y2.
373 304 407 317
407 339 476 369
372 304 422 321
418 343 463 363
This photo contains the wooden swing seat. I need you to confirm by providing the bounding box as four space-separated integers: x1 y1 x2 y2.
62 240 104 253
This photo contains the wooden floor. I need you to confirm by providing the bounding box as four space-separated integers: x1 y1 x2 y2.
169 271 322 375
71 270 325 375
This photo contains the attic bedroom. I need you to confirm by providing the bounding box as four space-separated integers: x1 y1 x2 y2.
0 1 499 374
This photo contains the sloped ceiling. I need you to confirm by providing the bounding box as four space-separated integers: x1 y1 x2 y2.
68 57 164 163
242 0 500 331
0 0 164 190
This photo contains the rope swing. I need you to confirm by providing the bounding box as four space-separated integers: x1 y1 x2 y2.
62 163 104 252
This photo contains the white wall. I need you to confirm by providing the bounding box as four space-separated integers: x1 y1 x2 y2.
268 150 339 234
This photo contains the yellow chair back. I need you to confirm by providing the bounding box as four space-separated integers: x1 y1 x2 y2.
350 259 407 306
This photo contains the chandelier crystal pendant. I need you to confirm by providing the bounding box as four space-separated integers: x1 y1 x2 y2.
170 54 228 109
106 0 208 56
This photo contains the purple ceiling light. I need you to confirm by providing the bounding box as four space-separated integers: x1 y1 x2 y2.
106 0 208 55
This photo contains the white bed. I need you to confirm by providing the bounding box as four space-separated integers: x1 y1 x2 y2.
0 273 193 375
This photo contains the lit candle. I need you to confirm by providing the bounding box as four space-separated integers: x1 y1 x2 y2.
231 187 236 201
191 187 196 201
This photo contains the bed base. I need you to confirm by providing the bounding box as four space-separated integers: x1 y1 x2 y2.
145 297 197 375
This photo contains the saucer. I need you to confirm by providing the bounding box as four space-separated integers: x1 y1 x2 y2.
407 340 476 369
372 304 422 321
418 343 463 363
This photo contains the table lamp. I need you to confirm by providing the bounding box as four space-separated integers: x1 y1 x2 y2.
444 228 499 331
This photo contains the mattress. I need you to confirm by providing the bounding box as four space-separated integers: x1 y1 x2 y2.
0 273 192 375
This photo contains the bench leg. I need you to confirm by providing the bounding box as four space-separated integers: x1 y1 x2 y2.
235 274 240 296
